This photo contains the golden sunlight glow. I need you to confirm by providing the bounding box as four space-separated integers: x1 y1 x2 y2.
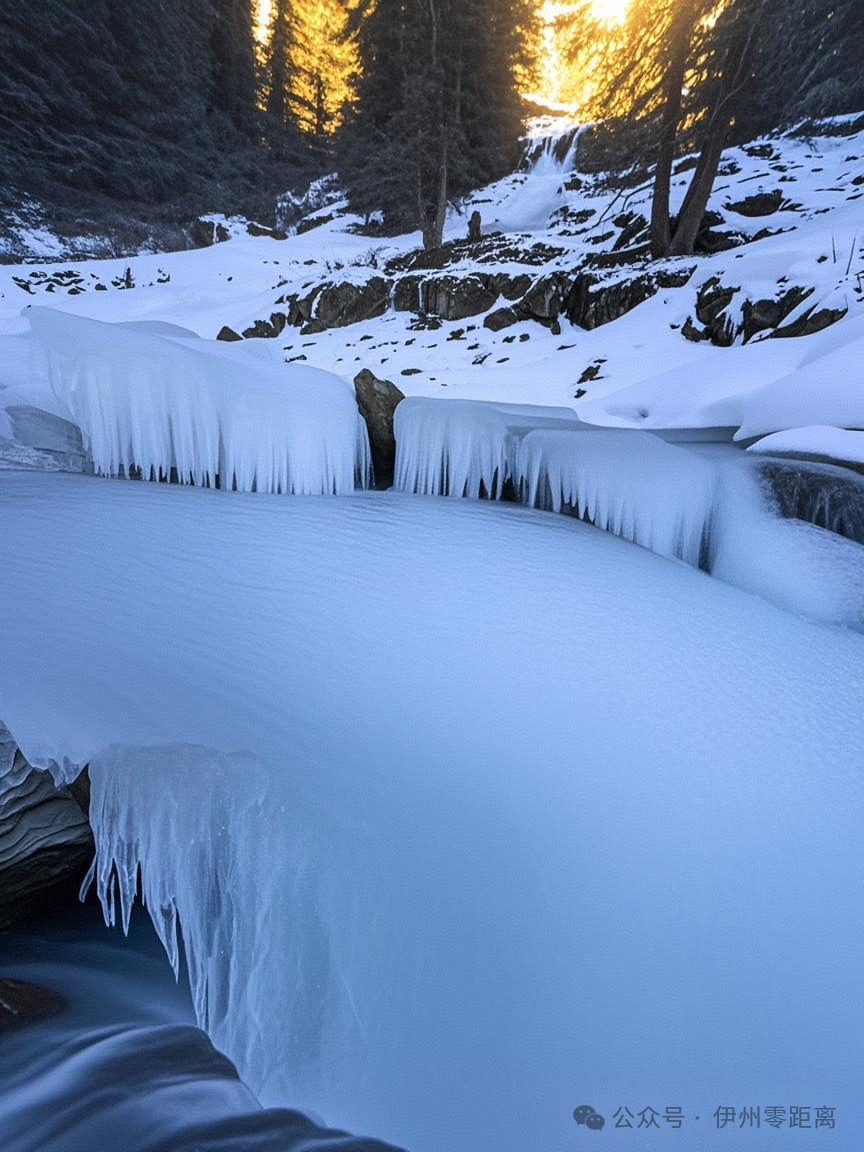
256 0 271 43
591 0 630 23
530 0 630 109
255 0 355 134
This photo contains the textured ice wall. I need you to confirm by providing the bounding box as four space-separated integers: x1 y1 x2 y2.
517 427 718 567
393 396 581 497
28 307 370 494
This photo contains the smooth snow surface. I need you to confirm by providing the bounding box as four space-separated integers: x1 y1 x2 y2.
27 308 369 494
750 425 864 466
1 473 863 1152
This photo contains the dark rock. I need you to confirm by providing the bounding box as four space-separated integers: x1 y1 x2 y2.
484 307 519 332
217 325 243 342
385 235 562 275
612 212 649 250
417 275 497 321
313 277 391 328
566 271 666 330
488 272 532 301
724 189 785 217
515 273 570 324
242 312 288 340
770 304 847 339
742 286 812 343
743 143 776 159
392 276 423 313
296 212 336 235
0 725 93 930
246 221 288 241
353 369 405 489
0 979 66 1032
758 459 864 543
190 218 230 248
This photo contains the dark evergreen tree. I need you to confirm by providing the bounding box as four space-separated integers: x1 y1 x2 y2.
0 0 313 236
338 0 533 249
209 0 258 131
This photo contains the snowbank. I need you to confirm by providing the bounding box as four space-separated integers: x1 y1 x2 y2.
735 323 864 440
749 425 864 466
27 308 369 494
1 475 863 1152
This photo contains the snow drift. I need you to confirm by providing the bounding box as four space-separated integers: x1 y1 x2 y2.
27 307 370 494
1 474 864 1152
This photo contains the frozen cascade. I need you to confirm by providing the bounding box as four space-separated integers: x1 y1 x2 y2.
2 475 864 1151
27 307 370 494
393 395 582 498
517 428 719 567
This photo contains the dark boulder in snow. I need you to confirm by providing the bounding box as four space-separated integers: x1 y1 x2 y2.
354 369 405 489
190 217 230 248
216 325 243 342
0 724 93 930
246 221 287 240
484 306 519 332
314 277 391 329
725 189 787 217
418 274 498 321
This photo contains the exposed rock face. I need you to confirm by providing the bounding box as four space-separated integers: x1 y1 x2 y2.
190 218 230 248
484 306 519 332
353 370 405 489
0 724 93 930
758 460 864 545
246 221 287 241
216 325 243 342
685 277 846 346
0 407 91 474
314 277 390 329
725 189 786 217
417 274 498 321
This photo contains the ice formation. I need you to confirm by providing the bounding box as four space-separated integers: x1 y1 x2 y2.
27 307 369 494
517 428 719 566
393 396 581 498
1 474 864 1151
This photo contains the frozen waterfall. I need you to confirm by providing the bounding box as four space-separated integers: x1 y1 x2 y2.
27 307 370 494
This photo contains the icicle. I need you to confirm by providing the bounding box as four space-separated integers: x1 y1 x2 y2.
393 396 581 499
517 428 719 567
28 307 368 496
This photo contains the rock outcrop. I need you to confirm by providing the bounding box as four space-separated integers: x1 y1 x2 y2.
353 370 405 489
0 724 93 930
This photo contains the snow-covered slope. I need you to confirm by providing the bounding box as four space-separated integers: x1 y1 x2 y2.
2 117 862 435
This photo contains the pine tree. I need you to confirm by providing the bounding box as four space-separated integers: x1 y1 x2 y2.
338 0 533 249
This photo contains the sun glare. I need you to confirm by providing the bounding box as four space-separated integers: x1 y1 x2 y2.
591 0 630 22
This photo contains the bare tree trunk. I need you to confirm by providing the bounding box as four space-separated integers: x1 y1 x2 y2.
669 0 768 256
650 11 691 258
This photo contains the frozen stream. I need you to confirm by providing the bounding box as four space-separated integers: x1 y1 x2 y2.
0 472 863 1150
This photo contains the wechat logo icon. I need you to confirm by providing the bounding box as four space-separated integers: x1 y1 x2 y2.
573 1105 605 1131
